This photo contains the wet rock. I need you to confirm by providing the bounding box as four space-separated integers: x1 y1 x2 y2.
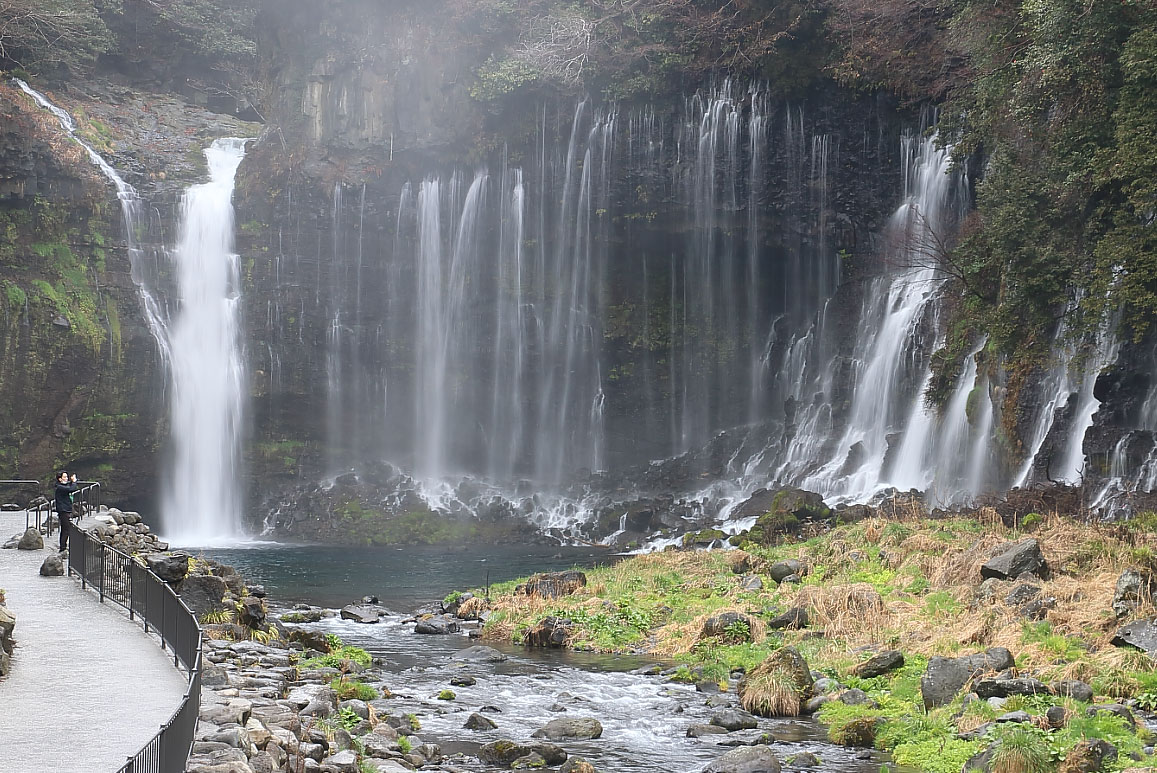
465 712 498 730
768 560 802 583
414 615 459 634
702 744 781 773
702 612 756 642
684 528 728 548
146 552 190 583
454 645 508 662
522 570 587 598
766 607 808 630
850 650 904 678
1059 739 1117 773
531 717 603 740
17 527 43 551
559 758 597 773
689 724 730 737
450 674 476 687
525 616 573 647
511 752 547 770
803 696 830 714
339 605 381 624
789 752 820 767
39 553 64 576
1112 619 1157 655
833 717 881 747
921 648 1016 708
981 539 1047 580
710 709 759 731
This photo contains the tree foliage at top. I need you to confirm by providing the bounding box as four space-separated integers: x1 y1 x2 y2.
0 0 117 73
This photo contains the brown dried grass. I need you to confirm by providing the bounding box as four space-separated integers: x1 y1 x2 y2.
794 583 888 644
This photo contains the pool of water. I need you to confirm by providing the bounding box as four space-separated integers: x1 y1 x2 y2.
201 543 618 610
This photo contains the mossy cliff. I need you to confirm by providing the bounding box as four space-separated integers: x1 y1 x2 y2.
0 80 163 502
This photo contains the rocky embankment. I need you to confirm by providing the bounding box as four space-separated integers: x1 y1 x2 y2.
0 588 13 678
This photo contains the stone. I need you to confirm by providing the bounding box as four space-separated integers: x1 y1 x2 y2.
531 717 603 740
178 574 229 618
511 752 547 770
973 677 1049 699
710 709 759 731
414 615 459 634
1059 739 1117 773
702 612 755 641
17 527 43 551
465 712 498 730
803 696 829 714
1113 570 1152 619
454 645 508 662
702 744 782 773
525 615 572 646
1046 706 1069 728
981 539 1047 580
920 648 1015 708
339 605 381 624
479 740 560 767
834 717 881 747
1005 583 1041 606
689 724 730 737
850 649 904 678
323 749 359 772
559 759 597 773
997 710 1032 723
450 674 476 686
766 607 808 630
789 752 821 767
523 570 587 598
768 560 802 583
741 575 763 591
239 597 266 627
1086 704 1135 725
1052 680 1094 703
39 553 65 576
1112 619 1157 655
839 688 870 705
146 552 190 583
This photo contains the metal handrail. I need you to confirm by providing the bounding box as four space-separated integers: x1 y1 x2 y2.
0 480 45 531
69 528 202 772
31 480 102 535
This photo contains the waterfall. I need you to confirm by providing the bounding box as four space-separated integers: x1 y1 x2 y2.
163 139 249 544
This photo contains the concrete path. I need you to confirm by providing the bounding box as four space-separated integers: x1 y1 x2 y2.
0 512 188 773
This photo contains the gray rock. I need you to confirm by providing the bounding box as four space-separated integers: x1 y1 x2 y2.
1021 596 1056 620
1112 618 1157 655
526 743 567 765
710 709 759 731
1004 583 1041 606
531 717 603 740
702 744 782 773
239 596 266 627
339 605 381 624
766 607 808 630
146 552 190 583
803 696 830 714
769 560 802 583
178 574 229 618
1087 703 1135 725
921 648 1016 708
560 759 597 773
973 677 1049 699
523 570 587 598
741 575 764 591
1114 569 1152 619
850 650 904 678
702 611 755 640
465 712 498 730
789 752 820 767
512 752 547 770
1046 706 1068 728
839 688 870 705
450 674 476 686
1051 680 1093 703
17 527 43 551
415 616 459 634
689 724 730 737
479 740 566 767
454 645 508 662
981 539 1047 580
39 553 65 576
996 710 1032 723
324 749 359 772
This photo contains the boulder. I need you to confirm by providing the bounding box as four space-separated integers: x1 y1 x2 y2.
178 574 229 619
768 560 802 583
0 606 15 652
740 647 813 717
701 744 782 773
479 740 566 767
146 553 190 583
339 605 381 624
1059 739 1117 773
832 717 881 747
464 712 498 730
688 724 730 737
981 539 1047 580
1111 619 1157 655
1051 680 1094 703
850 650 904 678
1004 583 1041 606
1113 570 1152 619
525 616 573 647
701 612 755 642
39 553 65 576
559 759 597 773
414 615 459 634
531 717 603 740
238 597 267 627
512 752 547 770
766 607 808 630
523 570 587 598
921 648 1015 708
454 645 508 662
17 527 43 551
973 677 1049 699
710 709 759 731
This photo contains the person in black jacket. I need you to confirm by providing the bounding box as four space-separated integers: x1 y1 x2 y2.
54 470 79 554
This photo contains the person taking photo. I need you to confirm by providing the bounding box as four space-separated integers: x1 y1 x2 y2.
55 471 79 555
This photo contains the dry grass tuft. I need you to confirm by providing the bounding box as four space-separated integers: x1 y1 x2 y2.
795 583 888 643
740 665 801 717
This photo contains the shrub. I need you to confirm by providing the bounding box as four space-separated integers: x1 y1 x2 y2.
331 677 378 701
740 665 801 716
986 726 1053 773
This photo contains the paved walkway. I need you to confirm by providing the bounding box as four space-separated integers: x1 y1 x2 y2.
0 512 188 773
